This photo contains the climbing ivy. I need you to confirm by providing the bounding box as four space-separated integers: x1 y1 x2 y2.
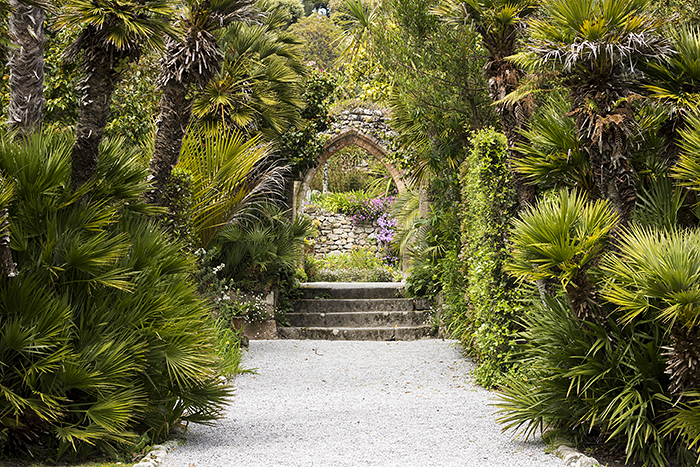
278 66 335 178
452 128 523 388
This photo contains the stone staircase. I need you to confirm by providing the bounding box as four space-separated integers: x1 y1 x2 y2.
278 282 435 341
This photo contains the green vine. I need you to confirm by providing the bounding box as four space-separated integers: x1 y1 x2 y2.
455 128 522 388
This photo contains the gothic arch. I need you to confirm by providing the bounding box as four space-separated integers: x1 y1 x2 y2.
295 129 406 209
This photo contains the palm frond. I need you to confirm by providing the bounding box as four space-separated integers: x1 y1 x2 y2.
177 123 288 247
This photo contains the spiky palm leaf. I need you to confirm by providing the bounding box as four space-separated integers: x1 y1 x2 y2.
641 26 700 114
673 113 700 192
514 97 592 191
176 123 288 248
601 226 700 394
633 176 686 230
507 189 619 320
337 0 381 61
389 189 423 258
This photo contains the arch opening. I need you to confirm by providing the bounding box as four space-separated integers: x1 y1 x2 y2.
295 129 406 211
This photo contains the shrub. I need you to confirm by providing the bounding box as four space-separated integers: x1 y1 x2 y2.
312 248 397 282
454 128 521 388
496 295 686 467
0 132 230 459
211 205 315 292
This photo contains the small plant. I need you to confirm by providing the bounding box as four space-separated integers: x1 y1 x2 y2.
312 247 397 282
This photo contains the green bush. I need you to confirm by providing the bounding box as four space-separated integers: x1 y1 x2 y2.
310 248 397 282
211 205 314 292
496 295 687 467
0 132 229 459
453 128 521 388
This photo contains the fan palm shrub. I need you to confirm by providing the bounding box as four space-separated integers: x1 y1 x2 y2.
0 131 229 459
193 5 306 137
496 295 679 467
212 204 314 290
507 189 619 321
602 226 700 395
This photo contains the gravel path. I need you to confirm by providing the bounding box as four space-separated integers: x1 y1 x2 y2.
160 339 564 467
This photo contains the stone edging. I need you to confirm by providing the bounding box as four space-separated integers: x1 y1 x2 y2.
555 443 601 467
133 440 178 467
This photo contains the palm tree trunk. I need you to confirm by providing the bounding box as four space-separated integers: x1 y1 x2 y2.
485 59 537 209
576 110 637 226
8 0 45 137
148 80 192 205
71 53 120 189
667 324 700 395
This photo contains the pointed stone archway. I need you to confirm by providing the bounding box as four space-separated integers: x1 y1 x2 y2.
294 129 406 210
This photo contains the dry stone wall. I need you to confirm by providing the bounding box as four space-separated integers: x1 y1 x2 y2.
325 108 396 146
305 206 379 258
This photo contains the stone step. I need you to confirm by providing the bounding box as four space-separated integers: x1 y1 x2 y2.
293 298 414 313
278 325 436 341
299 282 405 300
286 310 432 328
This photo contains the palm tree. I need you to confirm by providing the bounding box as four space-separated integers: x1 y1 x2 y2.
57 0 176 189
148 0 259 206
640 26 700 166
192 7 306 137
432 0 538 208
511 0 670 225
8 0 45 137
508 189 619 321
602 226 700 395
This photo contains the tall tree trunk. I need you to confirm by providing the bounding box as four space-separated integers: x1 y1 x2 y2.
71 50 121 189
575 99 637 226
485 59 537 209
8 0 45 137
148 80 192 205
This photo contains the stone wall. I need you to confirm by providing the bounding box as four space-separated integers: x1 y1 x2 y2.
304 206 379 258
325 108 396 146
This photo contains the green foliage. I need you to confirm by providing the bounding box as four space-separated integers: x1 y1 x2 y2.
212 205 315 291
0 131 229 459
495 295 679 467
601 226 700 328
287 13 342 70
104 53 161 147
260 0 305 26
507 189 619 287
372 0 494 186
194 8 306 136
277 66 336 177
309 247 397 282
159 167 196 250
177 123 287 248
456 128 521 388
514 97 592 191
313 189 372 213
